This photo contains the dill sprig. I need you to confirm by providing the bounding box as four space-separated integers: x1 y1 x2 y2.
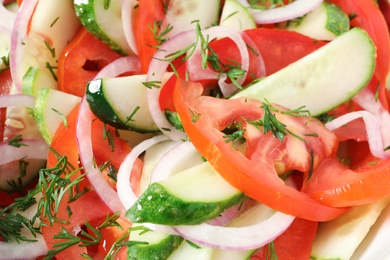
248 101 305 142
8 134 27 148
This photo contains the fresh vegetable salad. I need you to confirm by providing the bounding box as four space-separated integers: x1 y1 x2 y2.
0 0 390 259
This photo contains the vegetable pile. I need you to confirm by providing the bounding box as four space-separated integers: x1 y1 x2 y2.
0 0 390 259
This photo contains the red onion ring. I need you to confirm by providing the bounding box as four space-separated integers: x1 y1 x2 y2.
121 0 138 55
186 26 250 97
353 89 390 157
117 134 169 210
0 139 49 164
76 97 125 213
242 31 266 78
146 30 196 141
237 0 323 24
173 203 294 250
325 111 388 160
0 0 16 35
10 0 39 93
0 94 36 108
94 56 141 79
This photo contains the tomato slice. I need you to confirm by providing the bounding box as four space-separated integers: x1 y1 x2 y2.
173 78 349 221
0 69 12 141
302 155 390 207
251 218 318 260
57 27 121 97
44 104 142 258
133 0 165 73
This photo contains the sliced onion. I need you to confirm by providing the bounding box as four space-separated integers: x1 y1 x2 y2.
150 141 203 183
76 98 125 213
237 0 323 24
173 203 294 250
94 56 141 79
0 94 36 108
10 0 39 93
0 0 16 34
117 134 169 210
325 110 388 160
146 30 196 141
242 31 266 78
0 139 49 164
121 0 138 55
186 26 250 97
353 88 390 156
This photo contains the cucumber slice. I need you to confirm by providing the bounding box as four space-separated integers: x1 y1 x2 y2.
15 0 80 89
163 0 220 38
288 1 349 41
219 0 256 30
168 241 214 260
34 88 81 144
128 224 183 260
86 74 167 133
22 67 57 96
232 27 376 116
126 162 246 225
311 198 390 260
74 0 132 55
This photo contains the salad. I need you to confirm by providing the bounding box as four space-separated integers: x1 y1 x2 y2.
0 0 390 259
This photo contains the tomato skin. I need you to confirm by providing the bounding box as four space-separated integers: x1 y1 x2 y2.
57 27 121 97
251 218 318 260
133 0 165 73
0 69 12 141
44 104 142 258
173 78 348 221
302 156 390 207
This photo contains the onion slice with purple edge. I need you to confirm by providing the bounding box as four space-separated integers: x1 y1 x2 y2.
10 0 39 93
325 110 389 160
146 26 250 139
76 97 125 213
185 26 251 97
0 139 49 164
173 203 295 250
237 0 323 24
117 134 169 210
0 0 16 34
121 0 138 55
94 56 141 79
353 88 390 156
0 94 35 108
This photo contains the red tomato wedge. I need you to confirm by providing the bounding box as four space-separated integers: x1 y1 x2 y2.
133 0 165 73
44 105 141 257
57 27 121 97
302 156 390 207
173 78 349 221
251 218 318 260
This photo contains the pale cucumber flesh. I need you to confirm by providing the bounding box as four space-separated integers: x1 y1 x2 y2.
232 27 376 116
